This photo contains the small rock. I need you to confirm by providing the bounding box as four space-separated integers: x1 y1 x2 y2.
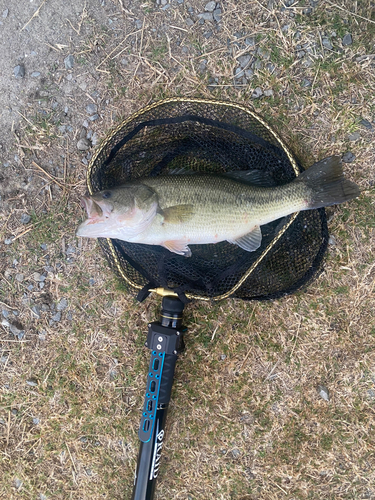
245 37 255 47
3 9 9 18
253 59 263 70
367 389 375 399
342 33 352 46
220 354 226 360
38 331 46 341
302 57 313 68
186 18 194 27
20 213 31 224
203 30 213 39
317 384 330 401
252 87 263 99
77 138 91 151
348 131 360 141
91 132 99 146
64 55 74 70
359 118 372 130
135 19 143 29
15 274 24 282
232 448 241 459
33 272 45 282
322 38 333 50
342 152 356 164
40 243 47 251
213 8 221 22
257 47 270 59
57 298 68 311
2 310 10 319
328 235 336 246
14 478 22 490
245 69 254 78
51 311 62 322
301 78 311 87
33 417 40 425
238 54 251 68
31 71 40 77
86 103 98 115
264 89 274 97
14 64 25 78
197 12 213 21
204 1 216 11
39 494 47 500
198 59 207 73
89 114 99 121
26 379 38 387
9 323 23 336
31 306 41 319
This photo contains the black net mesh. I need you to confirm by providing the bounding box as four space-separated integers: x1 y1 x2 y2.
87 99 328 301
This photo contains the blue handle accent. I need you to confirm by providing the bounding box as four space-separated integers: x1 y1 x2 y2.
138 351 165 442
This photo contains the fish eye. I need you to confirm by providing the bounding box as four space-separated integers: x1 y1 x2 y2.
102 191 112 199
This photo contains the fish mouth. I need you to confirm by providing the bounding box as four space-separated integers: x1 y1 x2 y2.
81 195 103 219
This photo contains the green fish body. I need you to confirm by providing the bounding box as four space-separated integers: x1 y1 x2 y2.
76 156 359 256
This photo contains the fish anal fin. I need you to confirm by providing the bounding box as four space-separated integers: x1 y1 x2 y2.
162 240 192 257
162 204 194 224
228 226 262 252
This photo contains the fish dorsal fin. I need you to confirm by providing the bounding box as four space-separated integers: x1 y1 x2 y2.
162 240 192 257
162 204 194 224
228 226 262 252
224 170 277 187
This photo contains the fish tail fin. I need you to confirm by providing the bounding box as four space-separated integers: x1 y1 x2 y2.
298 156 360 209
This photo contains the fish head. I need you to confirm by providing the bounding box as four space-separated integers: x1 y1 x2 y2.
76 184 158 240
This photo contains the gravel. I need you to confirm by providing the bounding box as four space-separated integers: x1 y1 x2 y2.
359 118 372 130
14 64 25 78
86 103 98 115
64 54 74 69
20 213 31 224
342 33 352 46
51 311 62 323
322 38 333 50
57 298 68 311
317 384 330 401
342 151 356 163
198 12 213 21
252 87 263 99
204 1 216 11
213 8 221 22
245 37 255 46
77 138 91 151
348 131 360 141
237 54 251 68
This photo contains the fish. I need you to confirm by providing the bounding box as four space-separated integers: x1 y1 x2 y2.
76 156 360 257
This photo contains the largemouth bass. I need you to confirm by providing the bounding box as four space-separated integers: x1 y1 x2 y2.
76 156 360 256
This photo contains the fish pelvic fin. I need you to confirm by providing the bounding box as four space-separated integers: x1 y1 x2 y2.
228 226 262 252
299 155 360 209
162 240 192 257
162 204 194 224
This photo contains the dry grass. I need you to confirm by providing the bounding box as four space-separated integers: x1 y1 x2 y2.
1 0 375 499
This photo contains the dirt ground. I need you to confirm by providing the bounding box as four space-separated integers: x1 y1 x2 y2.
1 1 375 499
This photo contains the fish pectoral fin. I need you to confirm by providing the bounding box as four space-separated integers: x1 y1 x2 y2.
162 204 194 224
162 240 192 257
228 226 262 252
